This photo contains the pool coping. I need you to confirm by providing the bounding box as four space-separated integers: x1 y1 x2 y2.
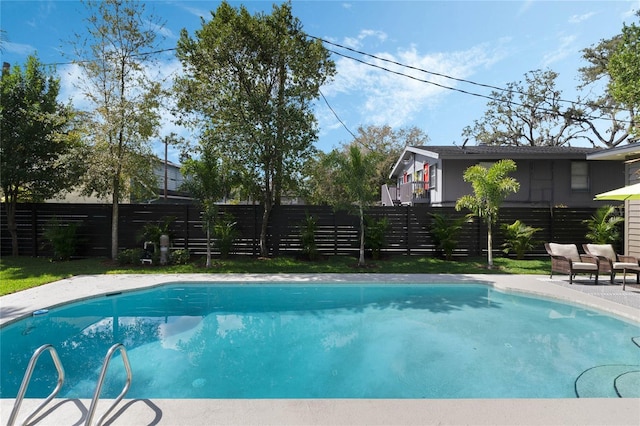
2 273 640 425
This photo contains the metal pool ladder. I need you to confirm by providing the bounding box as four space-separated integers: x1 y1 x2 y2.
8 343 132 426
8 344 65 426
85 343 133 426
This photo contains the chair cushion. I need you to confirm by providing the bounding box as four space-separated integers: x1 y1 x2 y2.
572 262 598 271
613 262 640 270
585 244 616 262
548 243 580 262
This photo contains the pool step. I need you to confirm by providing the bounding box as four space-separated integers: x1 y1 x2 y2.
574 364 640 398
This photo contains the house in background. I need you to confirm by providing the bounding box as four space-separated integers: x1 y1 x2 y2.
588 142 640 257
50 159 190 204
382 145 624 208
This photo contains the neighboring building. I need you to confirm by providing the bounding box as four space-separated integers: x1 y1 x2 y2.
588 142 640 257
49 159 190 204
383 145 624 208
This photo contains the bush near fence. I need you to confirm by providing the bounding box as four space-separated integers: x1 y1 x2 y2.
0 203 617 259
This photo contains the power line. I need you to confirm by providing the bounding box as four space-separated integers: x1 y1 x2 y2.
40 34 632 126
308 34 633 125
320 89 356 140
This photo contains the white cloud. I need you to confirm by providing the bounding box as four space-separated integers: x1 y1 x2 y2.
622 1 640 18
569 12 596 24
541 34 577 67
517 0 535 17
342 29 387 49
322 41 506 132
3 41 36 56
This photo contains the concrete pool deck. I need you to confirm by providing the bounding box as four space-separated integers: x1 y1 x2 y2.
1 273 639 425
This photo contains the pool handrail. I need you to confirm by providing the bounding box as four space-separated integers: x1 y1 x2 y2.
85 343 133 426
8 343 66 426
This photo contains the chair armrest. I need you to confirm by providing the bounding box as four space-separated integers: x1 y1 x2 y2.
618 255 639 264
579 254 599 265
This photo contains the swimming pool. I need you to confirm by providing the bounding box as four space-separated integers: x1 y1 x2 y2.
1 282 639 399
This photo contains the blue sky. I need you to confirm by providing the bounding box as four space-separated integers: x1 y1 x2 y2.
2 0 639 163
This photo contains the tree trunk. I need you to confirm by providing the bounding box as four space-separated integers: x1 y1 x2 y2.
5 195 18 256
487 220 494 268
358 204 366 267
260 199 272 257
205 223 212 268
111 196 119 260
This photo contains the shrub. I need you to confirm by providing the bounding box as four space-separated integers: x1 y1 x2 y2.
300 213 319 260
501 220 542 260
42 219 79 261
365 216 389 260
170 249 190 265
584 205 624 244
429 212 472 261
214 213 238 259
117 248 144 266
139 216 175 250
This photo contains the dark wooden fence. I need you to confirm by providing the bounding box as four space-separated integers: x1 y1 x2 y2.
0 203 612 259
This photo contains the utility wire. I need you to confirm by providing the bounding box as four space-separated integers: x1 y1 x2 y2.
40 34 632 125
320 89 357 140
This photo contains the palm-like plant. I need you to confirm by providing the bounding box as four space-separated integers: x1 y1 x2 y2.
455 159 520 268
429 212 472 261
584 205 624 244
501 220 541 260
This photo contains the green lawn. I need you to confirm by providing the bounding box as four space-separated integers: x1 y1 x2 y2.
0 255 551 296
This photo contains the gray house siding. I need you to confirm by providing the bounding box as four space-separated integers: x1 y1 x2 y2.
626 160 640 257
432 158 623 208
387 145 627 208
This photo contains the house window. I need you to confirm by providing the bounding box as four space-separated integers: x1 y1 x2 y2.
429 163 437 189
571 161 589 191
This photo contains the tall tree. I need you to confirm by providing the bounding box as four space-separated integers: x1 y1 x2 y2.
306 125 428 205
455 159 520 268
72 0 165 259
323 145 379 267
608 13 640 137
578 28 636 146
175 1 335 257
463 69 587 147
346 125 429 190
1 55 84 255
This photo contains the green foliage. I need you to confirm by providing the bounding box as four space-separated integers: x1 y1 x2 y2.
462 69 584 147
73 0 165 259
174 1 335 257
501 220 542 260
326 145 380 266
1 55 85 255
117 248 144 266
429 212 472 261
608 13 640 136
300 213 319 260
139 216 175 248
170 249 191 265
213 213 239 259
42 219 80 261
456 159 520 267
181 147 232 267
583 205 624 244
365 216 389 260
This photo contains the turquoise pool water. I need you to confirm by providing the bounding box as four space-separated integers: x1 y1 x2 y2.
1 283 639 399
